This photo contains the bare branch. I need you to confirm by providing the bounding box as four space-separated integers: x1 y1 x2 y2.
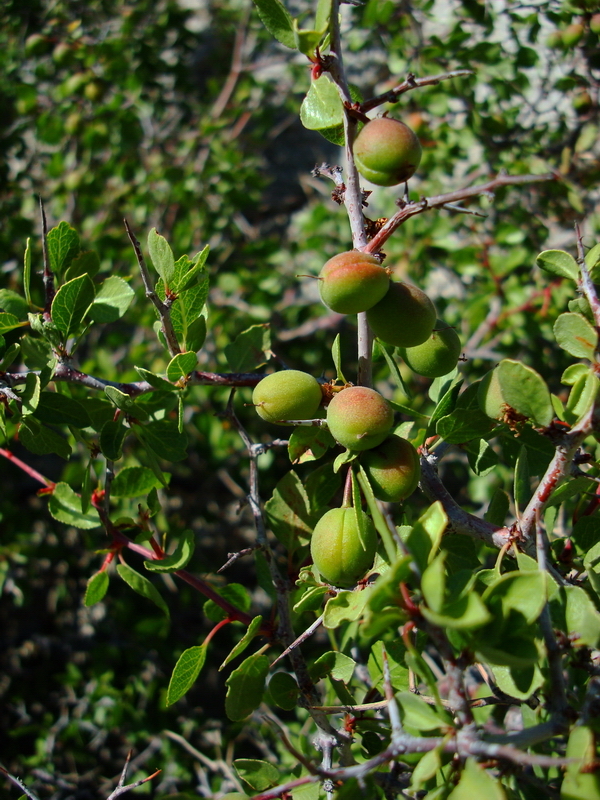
106 751 161 799
360 69 474 113
364 173 557 254
0 766 41 800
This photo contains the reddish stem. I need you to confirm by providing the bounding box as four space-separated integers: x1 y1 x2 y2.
203 617 232 646
0 447 55 487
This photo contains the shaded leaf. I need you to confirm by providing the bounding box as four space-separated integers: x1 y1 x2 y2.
47 221 80 277
224 324 271 372
225 653 270 721
220 615 264 670
145 530 195 573
116 562 170 618
234 758 280 792
19 417 72 459
48 482 100 528
111 466 162 497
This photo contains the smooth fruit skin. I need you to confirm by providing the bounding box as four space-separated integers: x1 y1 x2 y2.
562 23 584 47
353 117 422 186
366 282 436 348
310 507 377 587
477 368 505 421
326 386 394 451
401 320 462 378
361 435 420 502
253 370 322 424
319 251 389 314
591 14 600 35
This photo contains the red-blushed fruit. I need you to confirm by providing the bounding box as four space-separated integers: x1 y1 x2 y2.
401 320 462 378
353 117 422 186
310 506 377 587
361 435 420 502
252 370 322 424
326 386 394 451
366 282 436 348
562 22 584 47
591 14 600 35
319 251 390 314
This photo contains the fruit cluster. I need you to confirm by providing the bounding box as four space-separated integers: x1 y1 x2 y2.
249 112 465 588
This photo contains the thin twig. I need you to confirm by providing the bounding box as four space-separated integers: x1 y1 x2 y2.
106 751 161 799
124 219 181 357
270 615 325 667
575 221 600 328
363 173 557 254
360 69 474 113
0 766 40 800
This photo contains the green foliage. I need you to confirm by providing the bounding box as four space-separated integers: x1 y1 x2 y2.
2 0 600 797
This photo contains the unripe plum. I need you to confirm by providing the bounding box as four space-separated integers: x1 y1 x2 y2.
319 251 390 314
366 282 436 348
562 23 584 47
591 14 600 35
401 320 462 378
252 370 322 424
361 435 420 502
326 386 394 451
353 117 422 186
310 507 377 587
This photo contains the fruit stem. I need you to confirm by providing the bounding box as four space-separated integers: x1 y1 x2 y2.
342 466 353 508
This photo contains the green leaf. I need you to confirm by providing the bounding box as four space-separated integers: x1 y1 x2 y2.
148 228 175 286
145 530 195 572
315 0 332 32
0 312 23 334
19 417 72 459
265 470 313 550
47 221 80 277
225 653 270 721
134 367 177 391
311 651 355 683
116 562 170 618
484 488 509 526
587 243 600 282
562 726 600 800
0 290 28 320
380 343 410 398
448 757 507 800
404 502 447 573
492 664 543 701
565 371 599 426
172 245 210 292
48 482 101 528
554 312 598 359
367 640 410 693
251 0 296 49
220 615 264 670
184 315 206 352
111 466 162 497
84 571 109 606
136 419 188 461
323 588 372 629
166 352 198 382
224 324 271 372
104 385 137 411
536 249 579 281
436 408 494 443
51 274 95 337
19 372 41 416
88 276 135 323
267 672 299 710
100 419 128 461
166 644 207 706
356 466 398 564
564 585 600 647
396 692 449 731
64 250 101 282
422 591 491 631
234 758 280 792
496 359 554 428
34 391 91 427
288 426 334 464
167 282 209 344
514 445 531 514
331 334 346 383
294 22 326 57
204 584 251 623
465 438 498 477
23 237 32 307
562 363 589 385
305 463 342 514
483 571 546 625
300 75 343 131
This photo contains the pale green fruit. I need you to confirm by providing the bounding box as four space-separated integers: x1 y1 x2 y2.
326 386 394 451
401 320 462 378
310 507 377 587
366 282 436 348
361 435 420 502
562 22 584 47
252 370 322 424
319 251 389 314
353 117 422 186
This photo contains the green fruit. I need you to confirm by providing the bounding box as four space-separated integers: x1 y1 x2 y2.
361 435 420 502
84 80 105 102
310 507 377 587
319 251 390 314
591 14 600 35
573 90 593 114
353 117 422 186
25 34 51 57
252 370 322 424
52 42 73 65
562 22 584 47
477 368 505 421
366 282 437 348
326 386 393 451
546 30 564 49
401 320 462 378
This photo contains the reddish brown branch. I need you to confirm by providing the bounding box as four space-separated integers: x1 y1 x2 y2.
360 69 474 113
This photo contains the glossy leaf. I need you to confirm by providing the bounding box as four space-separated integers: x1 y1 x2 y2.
220 615 264 670
166 644 207 706
51 274 95 337
48 482 100 528
84 571 109 606
145 530 195 572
